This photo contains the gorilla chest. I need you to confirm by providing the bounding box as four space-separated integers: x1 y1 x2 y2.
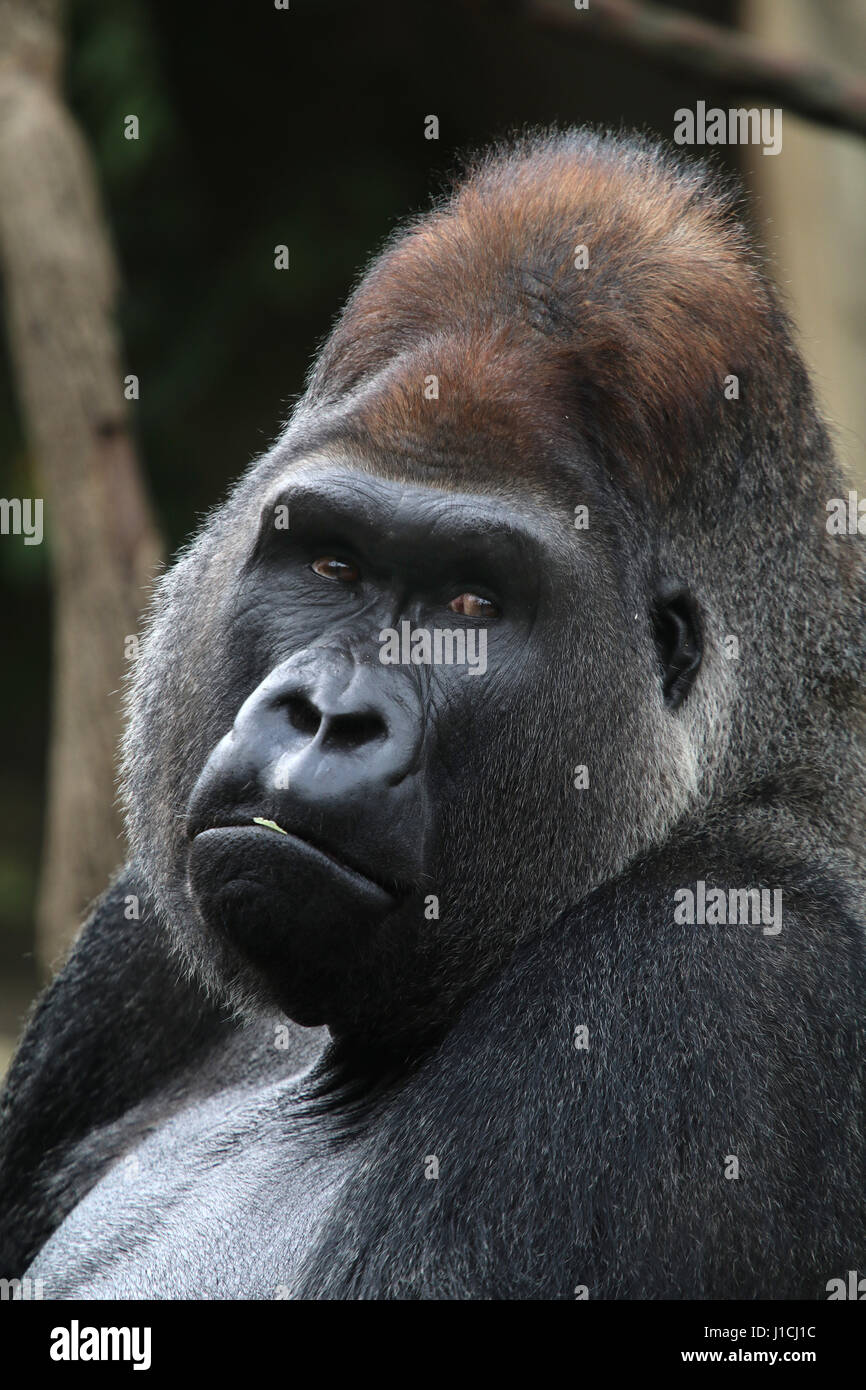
29 1083 355 1300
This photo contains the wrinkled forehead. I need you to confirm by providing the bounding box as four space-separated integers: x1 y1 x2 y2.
277 342 596 513
260 453 578 569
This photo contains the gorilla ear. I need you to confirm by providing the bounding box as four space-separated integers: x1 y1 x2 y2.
651 580 702 710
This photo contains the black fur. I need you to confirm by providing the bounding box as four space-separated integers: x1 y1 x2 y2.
1 130 863 1299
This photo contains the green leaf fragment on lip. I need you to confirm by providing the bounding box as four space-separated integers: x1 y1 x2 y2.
252 817 288 835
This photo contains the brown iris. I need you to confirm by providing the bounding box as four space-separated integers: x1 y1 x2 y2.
311 557 360 582
448 593 498 618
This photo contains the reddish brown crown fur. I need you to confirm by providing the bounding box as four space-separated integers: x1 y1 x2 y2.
308 130 787 500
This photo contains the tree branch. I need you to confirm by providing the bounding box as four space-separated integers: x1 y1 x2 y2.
520 0 866 138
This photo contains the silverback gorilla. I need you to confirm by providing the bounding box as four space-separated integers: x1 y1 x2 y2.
1 130 864 1300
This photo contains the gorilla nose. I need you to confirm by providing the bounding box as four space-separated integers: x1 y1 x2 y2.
283 690 387 753
186 646 429 891
220 648 420 810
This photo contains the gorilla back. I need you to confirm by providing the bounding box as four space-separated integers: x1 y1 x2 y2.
1 130 864 1299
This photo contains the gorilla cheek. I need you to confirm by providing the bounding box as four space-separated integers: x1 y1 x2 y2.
188 827 396 1022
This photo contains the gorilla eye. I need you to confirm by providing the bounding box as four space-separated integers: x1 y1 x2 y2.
449 592 499 619
311 557 360 583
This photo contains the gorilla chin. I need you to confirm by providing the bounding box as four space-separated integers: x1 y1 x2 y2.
188 824 399 1027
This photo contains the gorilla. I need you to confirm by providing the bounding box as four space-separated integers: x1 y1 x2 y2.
1 129 864 1300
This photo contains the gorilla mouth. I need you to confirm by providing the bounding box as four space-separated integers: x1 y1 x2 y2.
190 820 400 906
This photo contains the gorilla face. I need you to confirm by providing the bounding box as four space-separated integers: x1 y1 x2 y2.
185 460 543 1027
183 458 569 1031
152 447 702 1041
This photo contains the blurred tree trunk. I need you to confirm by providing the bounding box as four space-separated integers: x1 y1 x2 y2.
742 0 866 489
0 0 162 970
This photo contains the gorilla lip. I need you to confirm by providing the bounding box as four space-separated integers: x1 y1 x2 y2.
192 822 399 905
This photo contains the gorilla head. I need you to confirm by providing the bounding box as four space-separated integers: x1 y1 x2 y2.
122 131 864 1046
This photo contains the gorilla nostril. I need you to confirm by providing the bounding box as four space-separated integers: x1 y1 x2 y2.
284 695 321 737
325 711 387 750
282 695 385 750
